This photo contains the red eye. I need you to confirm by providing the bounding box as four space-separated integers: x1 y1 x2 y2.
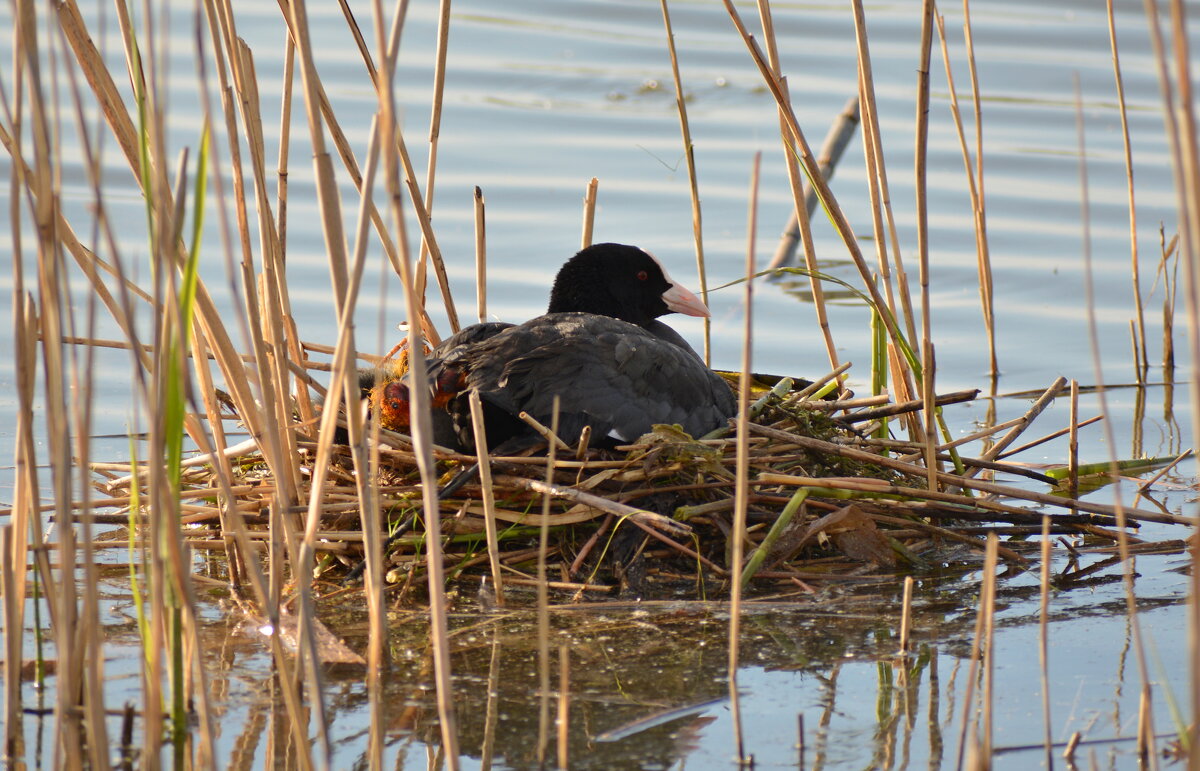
637 270 648 281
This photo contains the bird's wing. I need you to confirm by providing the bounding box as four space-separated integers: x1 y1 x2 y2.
465 320 733 443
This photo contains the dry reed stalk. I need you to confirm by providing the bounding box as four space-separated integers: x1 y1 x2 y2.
575 425 592 460
280 0 385 755
23 5 106 764
1148 0 1200 742
513 479 689 535
1108 0 1150 379
106 0 287 505
765 95 859 273
794 100 854 381
961 0 996 381
994 415 1103 460
1069 380 1080 500
469 392 506 605
366 0 460 764
520 411 571 453
475 186 487 322
1038 515 1053 770
1075 77 1158 764
954 533 994 770
188 326 247 592
335 118 399 704
897 415 1022 462
271 0 443 343
581 176 598 249
3 35 42 765
751 424 1185 525
660 0 711 364
791 361 852 400
504 577 612 593
10 16 60 629
129 15 206 766
915 0 934 394
933 12 996 380
1 526 20 757
422 453 629 471
393 125 459 337
753 0 841 379
727 151 761 767
53 334 335 377
851 0 918 346
922 453 1054 485
1159 229 1179 378
950 0 998 384
275 5 382 196
898 575 913 656
276 33 294 255
365 406 391 771
261 212 312 497
1062 731 1081 763
624 519 726 576
1129 320 1143 386
967 377 1067 471
281 0 348 307
412 0 452 304
1137 683 1154 766
719 0 909 361
67 282 115 769
803 393 891 410
59 0 321 758
980 533 998 766
364 398 387 679
335 0 374 75
481 632 501 769
568 514 612 578
885 342 921 441
1135 447 1192 498
53 2 139 173
367 656 384 771
858 81 907 399
217 9 309 510
536 398 560 767
922 341 938 493
839 388 977 422
557 644 570 770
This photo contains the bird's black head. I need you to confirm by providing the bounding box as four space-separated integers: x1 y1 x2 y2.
546 243 709 327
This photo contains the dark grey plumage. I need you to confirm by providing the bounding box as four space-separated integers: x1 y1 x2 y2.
409 243 734 452
437 312 733 449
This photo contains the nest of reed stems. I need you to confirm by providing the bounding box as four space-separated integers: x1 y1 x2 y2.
91 360 1188 606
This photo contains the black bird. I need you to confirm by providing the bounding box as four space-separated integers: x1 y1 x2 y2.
374 242 735 452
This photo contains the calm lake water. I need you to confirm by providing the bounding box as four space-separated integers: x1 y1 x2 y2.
1 0 1196 768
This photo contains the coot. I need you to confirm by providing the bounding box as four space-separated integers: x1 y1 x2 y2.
374 242 735 451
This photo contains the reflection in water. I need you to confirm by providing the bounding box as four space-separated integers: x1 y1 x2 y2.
186 568 1185 768
10 557 1185 768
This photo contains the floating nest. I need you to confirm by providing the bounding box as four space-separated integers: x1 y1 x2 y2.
90 363 1188 605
